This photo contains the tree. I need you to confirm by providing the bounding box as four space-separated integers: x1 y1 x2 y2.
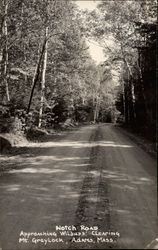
1 0 10 102
0 0 102 130
83 1 156 129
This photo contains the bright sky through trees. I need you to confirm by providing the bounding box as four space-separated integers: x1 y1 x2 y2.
76 0 105 64
86 40 105 64
75 1 99 11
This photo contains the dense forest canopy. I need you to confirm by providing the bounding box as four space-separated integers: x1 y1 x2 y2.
0 0 156 141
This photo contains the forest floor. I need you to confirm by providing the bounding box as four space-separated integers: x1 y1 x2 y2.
0 123 157 249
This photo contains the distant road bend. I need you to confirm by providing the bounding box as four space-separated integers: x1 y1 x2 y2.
0 124 157 249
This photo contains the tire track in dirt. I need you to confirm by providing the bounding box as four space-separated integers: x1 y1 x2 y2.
68 125 118 249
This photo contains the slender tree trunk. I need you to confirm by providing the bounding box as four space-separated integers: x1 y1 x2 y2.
38 27 48 128
93 107 97 123
121 80 126 123
94 95 100 123
124 82 129 124
136 59 149 114
2 0 10 102
97 96 101 121
93 95 97 123
123 59 136 124
120 45 137 124
27 39 47 115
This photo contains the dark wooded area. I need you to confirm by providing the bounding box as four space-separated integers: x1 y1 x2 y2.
0 0 156 145
116 22 156 141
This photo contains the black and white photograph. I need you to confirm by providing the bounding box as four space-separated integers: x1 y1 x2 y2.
0 0 157 249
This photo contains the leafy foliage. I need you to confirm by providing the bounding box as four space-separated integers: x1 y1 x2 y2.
0 0 156 142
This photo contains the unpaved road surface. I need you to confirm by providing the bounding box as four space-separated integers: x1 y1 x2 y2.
0 124 157 249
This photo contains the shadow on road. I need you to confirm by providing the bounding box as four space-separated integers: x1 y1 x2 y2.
0 124 157 249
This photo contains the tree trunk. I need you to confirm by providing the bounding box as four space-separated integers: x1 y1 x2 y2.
2 0 10 102
123 59 136 124
136 59 149 118
27 39 47 115
124 82 129 124
120 45 137 124
122 81 126 123
38 27 48 128
94 95 100 123
93 107 97 123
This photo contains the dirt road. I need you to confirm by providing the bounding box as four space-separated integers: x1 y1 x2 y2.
0 124 157 249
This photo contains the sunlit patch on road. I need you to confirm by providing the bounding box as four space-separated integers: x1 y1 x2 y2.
10 168 68 174
17 140 133 149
